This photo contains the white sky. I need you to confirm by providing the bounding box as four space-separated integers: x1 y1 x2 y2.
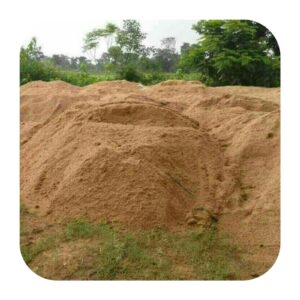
20 20 199 58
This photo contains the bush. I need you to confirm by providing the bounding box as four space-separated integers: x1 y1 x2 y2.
116 64 144 82
20 54 59 85
140 72 166 85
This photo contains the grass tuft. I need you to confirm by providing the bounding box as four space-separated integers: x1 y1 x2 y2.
21 236 58 264
64 219 94 240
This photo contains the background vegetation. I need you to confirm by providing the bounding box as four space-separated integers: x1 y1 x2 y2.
20 20 280 87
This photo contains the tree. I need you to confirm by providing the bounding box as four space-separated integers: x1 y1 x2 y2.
153 37 179 72
70 57 80 69
107 46 123 66
51 54 71 68
104 23 119 49
95 52 111 71
83 22 119 61
244 20 280 56
139 46 160 72
20 38 57 84
83 20 147 76
161 37 176 50
116 20 146 61
21 37 44 61
180 20 280 86
103 20 147 81
180 42 192 54
83 29 101 60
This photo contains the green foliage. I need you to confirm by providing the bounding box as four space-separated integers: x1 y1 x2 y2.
83 22 119 56
20 38 59 85
141 72 166 85
21 20 280 88
180 20 280 87
116 20 146 56
59 70 117 86
22 37 44 60
152 37 180 73
107 45 124 67
116 64 144 82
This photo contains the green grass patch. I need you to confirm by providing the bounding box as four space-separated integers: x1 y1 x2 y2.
20 217 247 279
21 236 58 264
173 228 242 279
94 230 172 280
133 226 243 280
64 219 94 240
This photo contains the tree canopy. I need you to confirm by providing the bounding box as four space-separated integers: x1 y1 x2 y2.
180 20 280 86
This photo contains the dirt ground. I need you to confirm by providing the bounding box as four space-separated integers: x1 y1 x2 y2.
20 80 280 279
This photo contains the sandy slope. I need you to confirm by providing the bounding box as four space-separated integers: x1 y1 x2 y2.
20 80 280 276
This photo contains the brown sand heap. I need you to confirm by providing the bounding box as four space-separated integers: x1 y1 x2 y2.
21 82 223 229
145 81 280 274
21 80 280 274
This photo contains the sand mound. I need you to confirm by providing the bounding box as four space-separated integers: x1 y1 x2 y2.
20 106 220 228
144 80 280 274
20 80 280 274
20 81 221 228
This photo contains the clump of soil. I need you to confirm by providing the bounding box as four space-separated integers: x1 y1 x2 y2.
20 80 280 275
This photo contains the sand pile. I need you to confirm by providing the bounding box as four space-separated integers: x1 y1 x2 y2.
20 81 223 229
144 81 280 274
21 80 280 273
